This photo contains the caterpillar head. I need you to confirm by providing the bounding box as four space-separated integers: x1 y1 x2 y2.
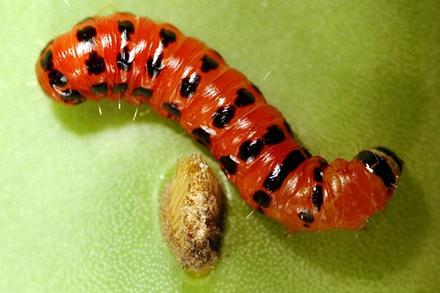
355 146 403 189
314 147 403 230
320 146 403 230
36 39 86 106
264 147 403 231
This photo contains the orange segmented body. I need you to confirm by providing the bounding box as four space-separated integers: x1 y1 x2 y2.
36 13 403 231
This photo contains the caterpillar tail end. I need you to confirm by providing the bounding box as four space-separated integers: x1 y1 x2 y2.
355 146 403 189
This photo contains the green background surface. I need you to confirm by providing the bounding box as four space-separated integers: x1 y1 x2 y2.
1 0 439 292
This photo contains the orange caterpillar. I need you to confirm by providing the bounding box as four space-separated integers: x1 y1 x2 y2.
36 13 403 231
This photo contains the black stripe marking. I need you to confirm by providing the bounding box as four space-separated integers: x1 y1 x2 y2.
86 51 105 75
313 168 323 182
76 26 97 42
355 150 396 188
219 155 238 175
201 55 219 73
147 54 163 78
238 139 264 162
311 185 323 211
91 82 107 94
192 127 211 146
118 20 135 40
113 83 127 94
298 211 314 224
59 89 84 105
253 190 272 208
160 28 176 47
117 46 132 71
132 87 152 98
48 70 67 87
212 105 236 129
180 74 201 98
262 125 285 145
375 146 404 173
264 149 307 192
313 160 329 182
40 50 53 71
162 102 181 117
234 88 255 107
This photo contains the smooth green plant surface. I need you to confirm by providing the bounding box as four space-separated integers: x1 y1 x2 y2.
1 0 439 292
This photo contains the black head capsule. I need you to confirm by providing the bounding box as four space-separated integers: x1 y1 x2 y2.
355 147 403 188
375 146 404 173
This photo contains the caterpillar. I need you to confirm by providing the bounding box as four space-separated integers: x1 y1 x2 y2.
36 13 403 231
